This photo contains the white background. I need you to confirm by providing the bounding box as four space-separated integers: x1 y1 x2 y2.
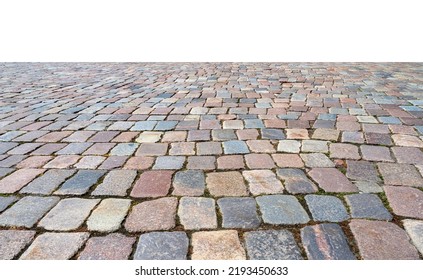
0 0 422 61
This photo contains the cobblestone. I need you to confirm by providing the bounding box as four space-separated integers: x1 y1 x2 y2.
218 197 261 229
191 230 246 260
38 198 100 231
78 233 135 260
134 232 188 260
178 197 217 230
86 198 131 232
1 63 423 260
125 197 177 232
20 232 89 260
305 195 349 222
245 230 303 260
256 195 310 225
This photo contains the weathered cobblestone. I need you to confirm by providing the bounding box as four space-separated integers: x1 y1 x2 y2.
134 232 188 260
245 230 303 260
1 63 423 260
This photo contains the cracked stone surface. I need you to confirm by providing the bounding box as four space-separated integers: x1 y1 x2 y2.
0 63 423 259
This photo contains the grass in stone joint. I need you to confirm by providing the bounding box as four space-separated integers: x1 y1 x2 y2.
338 220 362 260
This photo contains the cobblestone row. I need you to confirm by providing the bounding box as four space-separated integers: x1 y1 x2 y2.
0 63 422 259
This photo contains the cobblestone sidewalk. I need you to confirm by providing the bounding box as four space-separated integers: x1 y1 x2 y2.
0 63 422 260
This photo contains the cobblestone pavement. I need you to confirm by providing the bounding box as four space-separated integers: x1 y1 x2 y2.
0 63 423 260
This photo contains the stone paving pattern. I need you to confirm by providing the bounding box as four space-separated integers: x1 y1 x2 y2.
0 63 422 260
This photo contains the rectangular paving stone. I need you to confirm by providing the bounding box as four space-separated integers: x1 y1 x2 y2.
187 130 210 141
91 170 137 196
243 170 284 195
305 195 349 222
110 143 139 156
0 196 18 213
130 170 173 198
360 145 393 162
20 232 89 260
87 198 131 232
256 195 310 225
0 196 59 228
272 154 304 168
330 143 361 160
308 168 358 193
152 156 185 170
346 160 381 182
191 230 246 260
277 140 300 153
354 181 383 193
178 197 217 230
346 194 392 220
245 230 303 260
196 142 222 155
0 169 44 194
217 155 245 170
245 154 275 169
169 142 195 155
392 146 423 164
301 140 329 153
341 131 365 143
98 156 128 169
0 230 36 260
78 233 136 260
172 170 205 196
384 186 423 219
124 197 177 232
134 232 188 260
301 224 356 260
378 163 423 187
20 169 76 195
312 128 340 141
261 128 285 140
236 129 259 140
155 120 178 131
365 132 393 146
131 121 157 131
223 140 249 154
206 171 248 197
38 198 100 231
217 197 260 229
55 170 106 195
212 129 237 141
136 143 168 156
246 140 275 153
135 131 162 143
123 156 154 170
349 219 419 260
